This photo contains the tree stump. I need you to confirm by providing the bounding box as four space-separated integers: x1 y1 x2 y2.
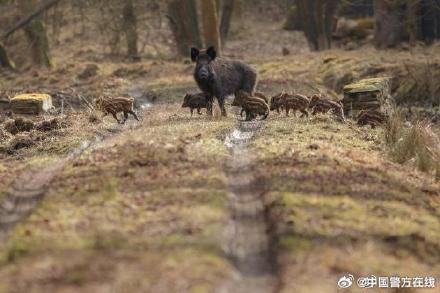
10 94 53 115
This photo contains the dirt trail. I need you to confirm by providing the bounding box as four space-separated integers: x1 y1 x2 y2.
0 140 93 242
0 110 146 243
221 120 279 293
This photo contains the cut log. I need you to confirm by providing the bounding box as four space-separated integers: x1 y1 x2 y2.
10 93 53 115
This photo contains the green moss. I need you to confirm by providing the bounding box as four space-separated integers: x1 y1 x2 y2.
279 236 312 255
343 77 390 93
279 192 440 244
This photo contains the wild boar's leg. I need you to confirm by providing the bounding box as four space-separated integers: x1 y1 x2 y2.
111 112 121 123
300 109 309 117
128 110 139 121
206 95 214 116
292 109 297 117
218 97 227 117
197 108 202 115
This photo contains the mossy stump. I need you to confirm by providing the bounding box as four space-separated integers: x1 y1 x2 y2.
342 77 393 117
10 94 53 115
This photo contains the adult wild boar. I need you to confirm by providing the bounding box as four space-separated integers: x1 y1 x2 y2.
191 46 258 117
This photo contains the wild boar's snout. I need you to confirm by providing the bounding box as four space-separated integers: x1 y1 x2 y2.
197 66 210 80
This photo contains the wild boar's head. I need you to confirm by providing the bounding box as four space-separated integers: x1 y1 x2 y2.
191 46 217 82
309 94 321 108
94 97 104 109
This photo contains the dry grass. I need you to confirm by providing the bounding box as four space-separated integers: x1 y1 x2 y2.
253 114 440 293
385 112 440 179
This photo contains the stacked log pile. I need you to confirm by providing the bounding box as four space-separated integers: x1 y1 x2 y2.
342 77 393 117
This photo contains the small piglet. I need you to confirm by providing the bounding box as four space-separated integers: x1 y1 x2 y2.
357 109 388 128
282 93 310 117
309 94 345 122
234 90 269 121
182 93 209 116
94 96 139 124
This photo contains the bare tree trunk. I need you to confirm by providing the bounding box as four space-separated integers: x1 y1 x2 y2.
122 0 139 60
420 0 440 42
19 0 52 68
1 0 62 40
201 0 221 54
284 5 303 31
220 0 234 43
296 0 338 51
0 42 15 69
373 0 407 48
235 0 243 18
407 0 421 44
167 0 202 56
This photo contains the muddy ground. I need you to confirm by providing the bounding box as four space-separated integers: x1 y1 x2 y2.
0 7 440 293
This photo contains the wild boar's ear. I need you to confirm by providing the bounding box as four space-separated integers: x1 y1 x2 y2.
191 48 199 62
206 46 217 61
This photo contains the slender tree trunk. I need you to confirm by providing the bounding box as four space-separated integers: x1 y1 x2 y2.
19 0 52 68
284 5 303 31
235 0 243 18
216 0 221 14
167 0 202 56
420 0 440 42
373 0 408 48
296 0 338 51
0 42 15 69
407 0 421 43
220 0 234 42
201 0 221 54
122 0 139 60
